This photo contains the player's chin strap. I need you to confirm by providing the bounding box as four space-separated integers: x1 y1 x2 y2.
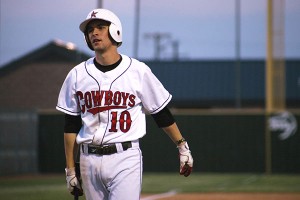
177 140 193 177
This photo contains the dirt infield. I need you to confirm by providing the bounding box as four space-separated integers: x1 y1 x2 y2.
142 193 300 200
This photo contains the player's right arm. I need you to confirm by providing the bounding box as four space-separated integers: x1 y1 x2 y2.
64 133 78 169
64 114 82 167
64 114 83 195
56 65 84 195
64 133 83 196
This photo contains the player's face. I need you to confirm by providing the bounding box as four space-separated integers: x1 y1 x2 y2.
86 20 113 52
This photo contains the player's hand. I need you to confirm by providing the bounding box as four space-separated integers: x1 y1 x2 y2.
178 142 193 177
65 168 83 196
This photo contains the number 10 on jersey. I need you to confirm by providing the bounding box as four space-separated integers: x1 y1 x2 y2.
109 111 132 133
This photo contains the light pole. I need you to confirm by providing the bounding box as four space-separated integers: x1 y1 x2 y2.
133 0 140 58
98 0 103 8
235 0 241 109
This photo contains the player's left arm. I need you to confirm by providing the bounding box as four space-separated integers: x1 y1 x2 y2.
151 107 193 177
162 123 193 177
161 122 183 144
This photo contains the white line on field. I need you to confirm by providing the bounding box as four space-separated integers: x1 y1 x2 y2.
141 190 177 200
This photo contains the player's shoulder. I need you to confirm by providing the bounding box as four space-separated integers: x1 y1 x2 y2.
122 54 150 72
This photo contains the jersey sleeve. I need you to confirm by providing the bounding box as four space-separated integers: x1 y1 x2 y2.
56 68 81 116
139 65 172 114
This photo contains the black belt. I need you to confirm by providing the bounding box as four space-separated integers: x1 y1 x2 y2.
84 141 132 155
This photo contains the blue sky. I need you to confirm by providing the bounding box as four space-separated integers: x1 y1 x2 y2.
0 0 299 66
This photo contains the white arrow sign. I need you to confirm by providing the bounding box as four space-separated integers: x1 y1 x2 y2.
269 111 297 140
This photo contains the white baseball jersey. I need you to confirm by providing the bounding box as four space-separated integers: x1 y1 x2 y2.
56 54 172 145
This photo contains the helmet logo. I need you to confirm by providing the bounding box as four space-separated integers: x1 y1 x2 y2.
91 11 98 18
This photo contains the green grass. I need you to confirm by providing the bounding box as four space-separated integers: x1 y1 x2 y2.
0 175 69 200
0 173 299 200
142 173 300 193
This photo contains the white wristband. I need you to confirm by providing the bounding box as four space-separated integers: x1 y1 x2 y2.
65 167 76 176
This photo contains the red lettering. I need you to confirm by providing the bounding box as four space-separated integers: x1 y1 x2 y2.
128 94 136 107
113 91 122 105
76 91 85 113
121 92 129 106
91 91 101 106
84 92 92 109
77 90 136 114
105 91 113 105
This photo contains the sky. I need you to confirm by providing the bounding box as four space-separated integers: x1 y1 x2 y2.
0 0 300 66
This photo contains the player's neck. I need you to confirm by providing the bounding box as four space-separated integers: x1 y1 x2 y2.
95 50 120 66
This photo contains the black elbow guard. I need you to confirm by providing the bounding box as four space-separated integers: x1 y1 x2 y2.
64 114 82 133
151 107 175 128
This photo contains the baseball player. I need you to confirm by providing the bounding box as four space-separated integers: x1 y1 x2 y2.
56 8 193 200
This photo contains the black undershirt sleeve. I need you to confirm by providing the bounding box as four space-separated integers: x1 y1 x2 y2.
64 114 82 133
151 106 175 128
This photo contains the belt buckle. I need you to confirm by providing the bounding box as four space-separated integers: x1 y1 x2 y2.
88 145 99 154
101 145 112 155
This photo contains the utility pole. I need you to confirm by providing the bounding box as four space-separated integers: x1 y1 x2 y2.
133 0 140 58
98 0 103 8
235 0 241 109
144 33 171 60
172 40 179 61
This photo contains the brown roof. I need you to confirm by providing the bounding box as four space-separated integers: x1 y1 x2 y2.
0 41 91 111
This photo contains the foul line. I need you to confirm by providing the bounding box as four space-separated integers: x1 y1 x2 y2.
141 190 177 200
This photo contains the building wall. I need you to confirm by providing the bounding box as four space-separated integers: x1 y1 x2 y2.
146 60 300 108
0 62 75 110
